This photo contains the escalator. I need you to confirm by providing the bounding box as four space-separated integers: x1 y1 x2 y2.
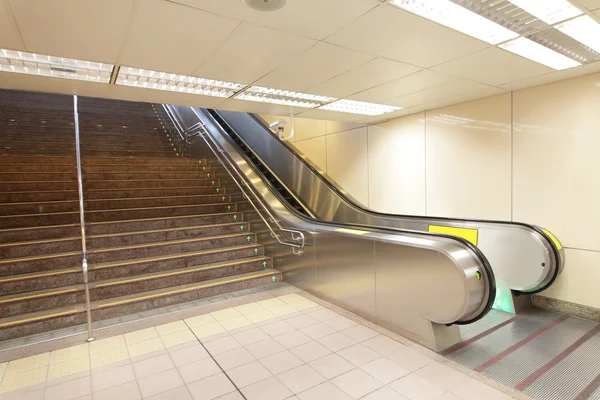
201 108 565 315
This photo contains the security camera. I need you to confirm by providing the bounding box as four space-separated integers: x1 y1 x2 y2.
269 119 287 134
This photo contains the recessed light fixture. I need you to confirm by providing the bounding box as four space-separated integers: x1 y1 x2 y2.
245 0 287 11
116 67 246 98
319 99 402 116
234 86 335 108
0 49 113 83
506 0 582 25
388 0 518 44
555 15 600 54
499 37 581 70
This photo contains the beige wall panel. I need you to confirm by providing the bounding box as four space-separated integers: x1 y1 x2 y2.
425 93 512 219
513 72 600 251
293 136 328 173
368 113 426 215
326 128 369 206
541 249 600 308
326 120 365 135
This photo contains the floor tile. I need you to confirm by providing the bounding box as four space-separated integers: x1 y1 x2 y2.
297 381 352 400
227 361 272 388
124 328 159 345
342 325 379 342
241 376 292 400
0 385 45 399
187 373 236 400
415 362 469 391
436 393 462 400
277 294 305 304
133 354 174 379
137 368 184 398
214 391 244 400
232 327 269 346
203 336 241 355
307 308 339 321
363 335 405 355
0 366 46 393
167 344 208 368
46 370 90 388
270 304 299 317
211 308 242 321
257 298 287 309
234 302 265 315
49 344 89 364
331 368 383 399
178 358 221 384
450 378 512 400
127 337 165 358
286 314 319 329
47 355 90 381
91 364 135 392
277 364 326 394
323 316 358 331
260 350 304 375
261 320 295 337
308 353 354 380
245 309 277 324
90 346 130 369
300 322 336 340
191 323 226 339
155 321 189 336
289 299 319 311
220 316 253 331
361 386 409 400
245 338 285 359
385 347 432 372
389 374 445 400
338 343 380 367
361 357 410 384
185 314 217 328
290 341 331 363
274 330 312 348
318 332 357 352
89 336 126 354
44 376 91 400
213 347 255 370
5 353 49 373
92 380 141 400
161 330 197 348
144 385 193 400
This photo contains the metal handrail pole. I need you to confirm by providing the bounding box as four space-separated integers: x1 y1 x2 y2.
73 95 95 342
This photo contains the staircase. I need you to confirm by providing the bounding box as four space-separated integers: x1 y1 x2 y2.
0 89 280 342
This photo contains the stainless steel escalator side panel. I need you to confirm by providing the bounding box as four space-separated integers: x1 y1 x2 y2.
168 105 495 351
213 110 563 298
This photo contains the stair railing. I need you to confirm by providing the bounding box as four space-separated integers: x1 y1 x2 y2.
162 104 306 255
152 104 192 158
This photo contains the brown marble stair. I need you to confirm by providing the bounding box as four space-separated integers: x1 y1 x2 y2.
0 89 280 342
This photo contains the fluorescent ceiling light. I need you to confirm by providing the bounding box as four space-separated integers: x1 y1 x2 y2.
116 66 245 98
555 15 600 54
389 0 518 44
319 99 402 116
506 0 582 25
499 37 581 70
0 49 113 83
235 86 335 108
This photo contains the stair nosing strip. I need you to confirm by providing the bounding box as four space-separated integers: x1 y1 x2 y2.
88 211 239 226
0 268 80 283
0 309 80 328
0 288 79 304
87 202 231 213
89 222 246 239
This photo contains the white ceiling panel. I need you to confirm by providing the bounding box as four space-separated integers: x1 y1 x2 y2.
9 0 134 63
500 61 600 91
349 70 458 103
296 108 369 122
351 107 424 124
216 99 311 116
193 22 315 84
0 1 23 50
432 47 553 86
110 85 223 109
256 43 374 92
0 72 111 98
577 0 600 11
386 80 504 108
306 58 422 98
326 4 488 68
120 0 239 75
423 87 508 111
171 0 379 40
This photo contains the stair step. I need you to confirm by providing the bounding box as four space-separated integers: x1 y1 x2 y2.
85 194 231 210
0 211 80 229
0 200 79 214
85 178 221 189
85 186 239 199
0 181 77 192
83 172 221 180
0 190 79 203
86 203 239 222
0 224 80 243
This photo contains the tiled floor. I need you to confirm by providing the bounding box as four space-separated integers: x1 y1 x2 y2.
0 291 521 400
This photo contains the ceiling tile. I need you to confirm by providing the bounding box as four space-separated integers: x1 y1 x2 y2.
120 0 239 75
351 107 423 124
500 61 600 91
424 87 508 111
325 4 488 68
386 80 504 108
255 42 374 92
111 85 224 109
432 47 553 86
9 0 134 63
0 2 24 50
306 58 421 98
578 0 600 11
171 0 379 40
348 70 457 103
296 108 368 122
216 98 312 116
193 22 315 84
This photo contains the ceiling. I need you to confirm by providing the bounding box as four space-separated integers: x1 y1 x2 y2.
1 0 600 124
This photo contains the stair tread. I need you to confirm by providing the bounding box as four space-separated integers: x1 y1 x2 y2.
89 211 240 226
90 222 246 239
